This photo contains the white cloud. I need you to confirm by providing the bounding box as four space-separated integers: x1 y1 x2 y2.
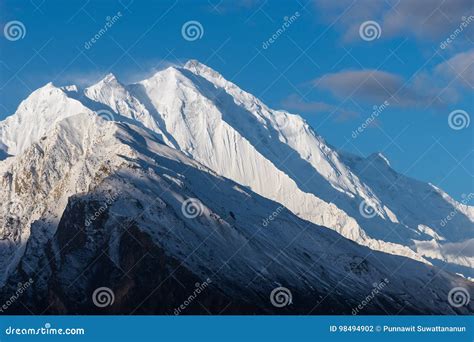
311 50 473 108
281 93 359 122
314 0 474 43
434 49 474 89
313 69 427 107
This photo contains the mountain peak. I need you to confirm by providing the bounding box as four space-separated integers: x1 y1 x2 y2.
84 73 122 98
85 73 120 91
31 81 61 95
19 81 69 105
0 82 90 155
96 72 120 86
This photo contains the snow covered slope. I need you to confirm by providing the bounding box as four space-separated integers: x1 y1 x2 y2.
0 83 93 156
0 113 472 314
0 60 472 278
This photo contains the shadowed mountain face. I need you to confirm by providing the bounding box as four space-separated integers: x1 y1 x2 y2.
3 61 471 276
0 114 472 314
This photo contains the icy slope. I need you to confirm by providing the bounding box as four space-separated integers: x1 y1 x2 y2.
341 151 474 274
0 60 472 276
0 113 133 283
83 73 176 146
0 83 93 156
126 65 424 261
1 113 472 314
128 61 471 273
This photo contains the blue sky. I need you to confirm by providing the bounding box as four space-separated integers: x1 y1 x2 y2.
0 0 472 200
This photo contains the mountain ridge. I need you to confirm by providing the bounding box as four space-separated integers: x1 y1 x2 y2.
0 112 472 314
1 60 472 278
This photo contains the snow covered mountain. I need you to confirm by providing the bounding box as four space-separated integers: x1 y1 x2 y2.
0 112 472 314
1 61 473 279
86 61 474 275
0 60 472 313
